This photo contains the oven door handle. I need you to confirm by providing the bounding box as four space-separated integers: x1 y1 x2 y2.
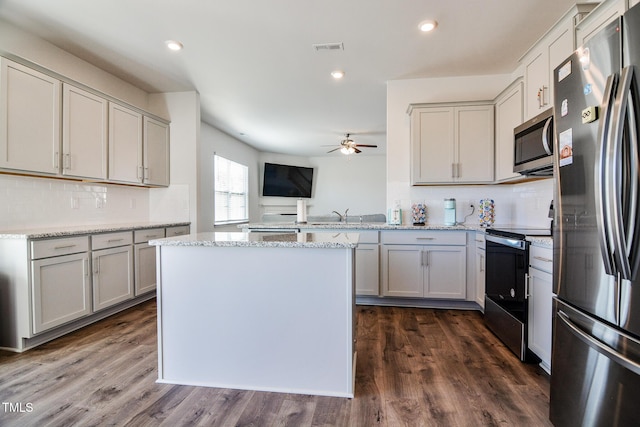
486 234 526 250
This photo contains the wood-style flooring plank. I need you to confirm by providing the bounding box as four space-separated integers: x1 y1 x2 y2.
0 301 553 426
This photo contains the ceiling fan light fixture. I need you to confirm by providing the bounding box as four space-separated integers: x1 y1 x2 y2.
341 146 355 155
418 20 438 32
331 70 345 79
165 40 184 51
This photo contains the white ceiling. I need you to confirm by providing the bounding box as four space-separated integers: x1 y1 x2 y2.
0 0 584 156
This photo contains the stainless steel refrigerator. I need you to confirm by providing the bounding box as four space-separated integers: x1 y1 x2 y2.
550 4 640 426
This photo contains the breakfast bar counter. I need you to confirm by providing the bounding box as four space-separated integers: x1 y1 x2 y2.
150 231 358 398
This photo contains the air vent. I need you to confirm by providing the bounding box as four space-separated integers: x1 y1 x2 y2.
313 42 344 52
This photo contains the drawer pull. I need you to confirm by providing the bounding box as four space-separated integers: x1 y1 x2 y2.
107 238 124 243
533 256 552 263
54 244 76 250
416 237 435 240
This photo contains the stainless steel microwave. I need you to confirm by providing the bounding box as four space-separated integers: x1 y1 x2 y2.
513 108 554 176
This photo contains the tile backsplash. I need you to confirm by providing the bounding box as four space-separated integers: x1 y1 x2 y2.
0 175 151 230
404 179 553 227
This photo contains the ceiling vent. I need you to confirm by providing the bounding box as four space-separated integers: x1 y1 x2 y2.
313 42 344 52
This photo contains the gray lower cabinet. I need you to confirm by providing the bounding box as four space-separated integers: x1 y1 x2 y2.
527 244 553 372
354 231 380 296
134 228 165 296
0 223 190 352
31 236 91 334
381 231 467 299
91 231 134 311
134 225 190 296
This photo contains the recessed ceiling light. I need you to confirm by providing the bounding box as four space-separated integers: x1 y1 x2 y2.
331 70 345 79
165 40 183 51
418 20 438 32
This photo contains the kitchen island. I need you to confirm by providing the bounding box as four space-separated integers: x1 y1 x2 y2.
150 231 358 398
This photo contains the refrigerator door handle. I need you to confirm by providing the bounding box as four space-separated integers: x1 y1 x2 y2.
610 66 638 280
596 73 619 275
557 310 640 376
542 117 553 155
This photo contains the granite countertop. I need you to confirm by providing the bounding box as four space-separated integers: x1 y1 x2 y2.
150 231 360 249
0 221 191 239
527 236 553 248
240 222 483 231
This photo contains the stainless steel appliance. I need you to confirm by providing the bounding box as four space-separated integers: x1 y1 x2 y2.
513 108 554 176
550 5 640 425
484 227 551 361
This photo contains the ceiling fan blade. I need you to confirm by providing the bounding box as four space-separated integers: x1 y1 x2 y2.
327 147 341 153
354 148 362 154
355 144 378 148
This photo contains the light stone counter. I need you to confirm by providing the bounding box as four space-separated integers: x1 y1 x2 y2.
241 222 482 231
527 236 553 248
0 221 191 239
150 231 359 249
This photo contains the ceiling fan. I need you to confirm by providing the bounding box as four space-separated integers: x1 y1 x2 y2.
326 134 378 154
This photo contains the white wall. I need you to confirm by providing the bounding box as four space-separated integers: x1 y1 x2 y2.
148 92 199 229
258 153 386 220
199 122 261 232
0 18 150 113
386 74 554 228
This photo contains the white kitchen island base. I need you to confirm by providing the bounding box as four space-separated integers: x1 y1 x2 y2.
152 232 357 398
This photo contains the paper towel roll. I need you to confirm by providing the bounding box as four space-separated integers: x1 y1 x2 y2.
296 199 307 223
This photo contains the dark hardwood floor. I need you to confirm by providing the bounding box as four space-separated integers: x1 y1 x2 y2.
0 300 552 426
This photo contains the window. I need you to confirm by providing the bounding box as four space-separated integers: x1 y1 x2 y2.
214 155 249 224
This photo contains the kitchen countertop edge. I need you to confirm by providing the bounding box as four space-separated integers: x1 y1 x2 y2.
151 231 359 249
0 221 191 239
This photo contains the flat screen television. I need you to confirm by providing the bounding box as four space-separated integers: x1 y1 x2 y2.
262 162 313 198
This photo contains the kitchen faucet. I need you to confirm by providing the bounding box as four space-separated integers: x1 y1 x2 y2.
332 209 349 223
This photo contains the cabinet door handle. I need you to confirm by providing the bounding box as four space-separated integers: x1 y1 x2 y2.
54 151 59 169
533 255 553 263
84 258 89 277
54 244 76 250
451 163 456 178
63 153 71 170
423 250 429 267
480 254 485 272
138 166 144 182
144 167 149 180
93 257 99 274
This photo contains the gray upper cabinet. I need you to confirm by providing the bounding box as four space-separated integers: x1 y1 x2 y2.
143 116 170 186
0 57 61 175
494 79 524 182
0 56 169 187
410 103 494 185
108 102 143 184
62 83 108 180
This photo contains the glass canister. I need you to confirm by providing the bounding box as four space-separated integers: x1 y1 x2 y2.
479 198 495 227
444 198 456 226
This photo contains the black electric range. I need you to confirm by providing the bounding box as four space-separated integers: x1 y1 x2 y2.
483 225 551 362
485 226 552 240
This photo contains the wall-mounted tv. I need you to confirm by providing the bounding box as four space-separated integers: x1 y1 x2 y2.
262 162 313 198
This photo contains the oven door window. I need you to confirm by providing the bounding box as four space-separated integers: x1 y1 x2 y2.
485 240 528 321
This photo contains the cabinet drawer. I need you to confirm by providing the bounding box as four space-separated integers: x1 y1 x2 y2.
134 228 165 243
31 236 89 259
382 230 466 245
91 231 133 250
165 225 189 237
530 245 553 273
